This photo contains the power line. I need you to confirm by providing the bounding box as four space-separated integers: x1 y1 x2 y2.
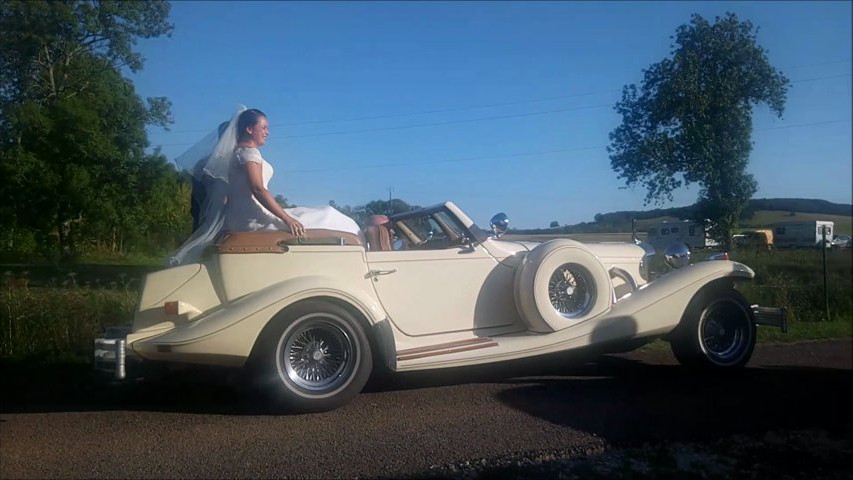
277 89 622 127
278 103 614 140
155 88 623 135
154 65 851 137
286 145 606 174
783 59 852 69
754 118 851 131
266 73 849 141
790 73 852 83
155 72 853 147
158 103 614 146
282 118 851 175
159 70 852 147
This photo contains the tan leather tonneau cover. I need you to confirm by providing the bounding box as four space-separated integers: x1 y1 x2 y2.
217 229 362 253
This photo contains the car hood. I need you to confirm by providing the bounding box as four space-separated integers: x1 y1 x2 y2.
485 239 644 262
485 239 538 255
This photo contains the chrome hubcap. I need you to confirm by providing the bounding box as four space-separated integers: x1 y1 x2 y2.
278 317 355 393
548 263 595 318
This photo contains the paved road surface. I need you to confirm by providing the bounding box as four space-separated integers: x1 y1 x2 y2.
1 340 850 479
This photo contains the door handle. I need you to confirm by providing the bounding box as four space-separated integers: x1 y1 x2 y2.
367 268 397 279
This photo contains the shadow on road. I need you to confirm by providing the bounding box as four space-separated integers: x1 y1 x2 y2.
494 355 853 444
0 348 633 415
3 350 852 440
0 361 274 415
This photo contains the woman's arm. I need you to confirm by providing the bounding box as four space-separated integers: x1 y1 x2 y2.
244 161 305 236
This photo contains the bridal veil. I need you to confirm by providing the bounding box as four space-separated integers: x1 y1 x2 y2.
168 105 246 266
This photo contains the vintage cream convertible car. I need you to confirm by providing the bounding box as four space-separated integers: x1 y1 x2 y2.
95 202 786 412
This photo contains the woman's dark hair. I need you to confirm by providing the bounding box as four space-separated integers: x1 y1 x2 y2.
236 108 267 141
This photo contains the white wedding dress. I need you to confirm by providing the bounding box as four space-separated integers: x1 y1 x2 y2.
169 106 360 266
226 147 360 234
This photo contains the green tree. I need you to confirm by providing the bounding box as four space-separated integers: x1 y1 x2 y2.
549 221 559 228
607 13 789 247
0 1 175 260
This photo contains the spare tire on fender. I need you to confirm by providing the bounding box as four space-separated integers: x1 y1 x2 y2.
514 239 612 333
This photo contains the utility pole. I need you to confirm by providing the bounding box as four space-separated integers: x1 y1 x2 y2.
631 218 637 243
822 225 830 321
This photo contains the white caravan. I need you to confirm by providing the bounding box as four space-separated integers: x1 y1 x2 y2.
646 220 719 251
772 221 834 248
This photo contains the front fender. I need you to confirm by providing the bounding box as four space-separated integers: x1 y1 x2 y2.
131 275 386 366
607 260 754 337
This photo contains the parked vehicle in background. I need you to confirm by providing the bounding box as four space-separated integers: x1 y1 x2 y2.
734 229 774 250
646 220 719 251
831 234 852 248
772 221 834 248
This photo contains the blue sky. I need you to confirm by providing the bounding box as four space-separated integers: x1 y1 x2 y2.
133 1 852 229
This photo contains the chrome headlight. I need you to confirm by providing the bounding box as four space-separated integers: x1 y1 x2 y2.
489 212 509 238
637 242 656 281
664 243 691 269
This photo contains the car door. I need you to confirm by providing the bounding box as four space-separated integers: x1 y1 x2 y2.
365 214 519 337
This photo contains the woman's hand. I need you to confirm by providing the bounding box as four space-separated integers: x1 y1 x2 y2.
285 217 305 237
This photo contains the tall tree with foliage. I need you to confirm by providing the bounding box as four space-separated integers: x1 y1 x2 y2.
0 1 177 260
607 13 789 247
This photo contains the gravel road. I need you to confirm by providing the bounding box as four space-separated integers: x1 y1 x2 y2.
1 339 850 479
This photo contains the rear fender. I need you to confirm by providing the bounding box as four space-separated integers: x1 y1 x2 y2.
130 275 386 366
606 261 754 338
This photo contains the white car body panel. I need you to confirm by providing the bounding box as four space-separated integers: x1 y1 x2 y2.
121 201 758 374
366 245 520 336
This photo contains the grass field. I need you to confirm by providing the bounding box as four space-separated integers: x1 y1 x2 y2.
512 209 851 240
629 210 851 235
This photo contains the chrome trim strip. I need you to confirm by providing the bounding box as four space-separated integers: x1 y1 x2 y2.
396 337 494 357
397 341 499 361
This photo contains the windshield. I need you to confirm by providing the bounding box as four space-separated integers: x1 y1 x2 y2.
389 207 483 250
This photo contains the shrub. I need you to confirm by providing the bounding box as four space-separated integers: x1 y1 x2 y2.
1 272 137 363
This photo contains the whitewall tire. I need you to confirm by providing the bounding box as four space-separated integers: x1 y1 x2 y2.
514 240 612 332
253 300 373 413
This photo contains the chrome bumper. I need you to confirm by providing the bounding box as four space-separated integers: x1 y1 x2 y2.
93 325 133 380
752 305 788 333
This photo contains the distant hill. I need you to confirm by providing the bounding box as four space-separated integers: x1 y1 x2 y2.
512 198 853 235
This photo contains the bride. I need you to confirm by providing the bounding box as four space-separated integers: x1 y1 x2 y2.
170 106 360 265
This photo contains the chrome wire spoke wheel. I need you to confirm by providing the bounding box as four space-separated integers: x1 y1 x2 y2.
548 263 596 318
276 315 356 394
698 298 752 366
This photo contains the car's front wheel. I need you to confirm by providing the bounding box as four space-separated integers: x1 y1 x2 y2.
670 288 756 369
254 300 372 413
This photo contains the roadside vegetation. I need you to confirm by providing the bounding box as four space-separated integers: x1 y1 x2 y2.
1 273 137 364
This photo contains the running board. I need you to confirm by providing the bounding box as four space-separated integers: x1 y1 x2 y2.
396 337 498 361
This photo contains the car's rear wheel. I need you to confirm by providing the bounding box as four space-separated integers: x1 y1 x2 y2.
670 289 755 369
254 300 372 413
